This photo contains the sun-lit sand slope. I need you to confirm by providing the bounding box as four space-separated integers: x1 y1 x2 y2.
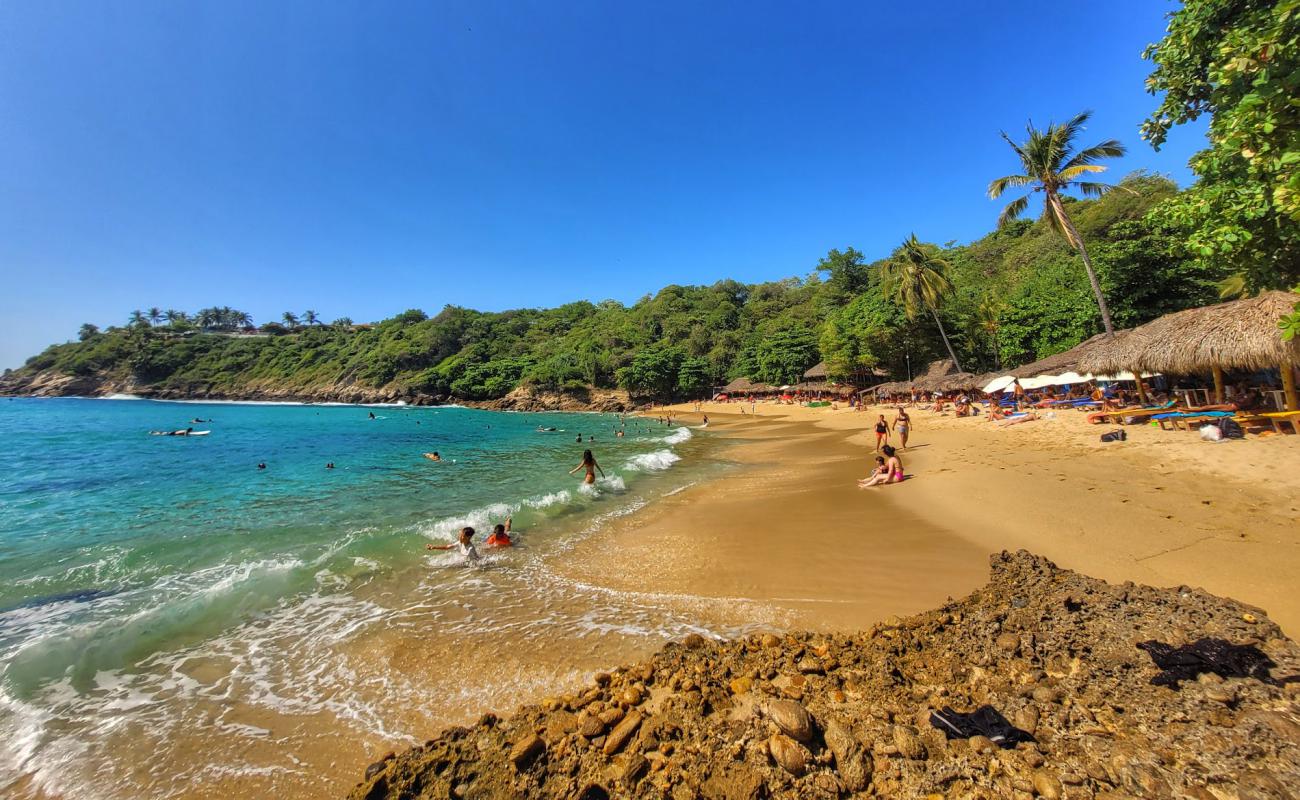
649 400 1300 636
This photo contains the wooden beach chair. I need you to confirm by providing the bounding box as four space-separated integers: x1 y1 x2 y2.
1261 410 1300 435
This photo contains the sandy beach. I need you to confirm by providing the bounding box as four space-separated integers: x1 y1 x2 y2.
605 399 1300 637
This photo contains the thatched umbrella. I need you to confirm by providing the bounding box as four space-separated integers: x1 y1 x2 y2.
1009 332 1126 379
803 361 828 381
720 377 757 395
1077 291 1300 408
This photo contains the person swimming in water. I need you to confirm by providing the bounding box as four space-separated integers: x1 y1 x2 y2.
485 517 513 548
326 462 335 469
576 434 583 443
423 452 441 462
569 449 605 484
427 526 480 563
368 411 376 420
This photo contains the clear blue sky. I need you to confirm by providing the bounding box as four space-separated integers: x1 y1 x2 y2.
0 0 1207 369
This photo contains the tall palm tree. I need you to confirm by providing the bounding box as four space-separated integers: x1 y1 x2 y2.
282 311 299 329
146 307 163 326
989 110 1126 335
234 311 253 329
975 296 1004 369
303 309 320 326
128 309 148 328
881 235 962 372
164 309 186 326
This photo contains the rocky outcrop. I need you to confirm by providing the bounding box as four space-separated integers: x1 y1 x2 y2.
468 385 634 413
0 369 636 411
347 551 1300 799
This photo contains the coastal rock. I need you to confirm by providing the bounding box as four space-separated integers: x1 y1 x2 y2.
765 699 816 743
509 733 545 771
766 733 807 776
345 551 1300 800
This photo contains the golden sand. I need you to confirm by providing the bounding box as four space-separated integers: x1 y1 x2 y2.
626 399 1300 635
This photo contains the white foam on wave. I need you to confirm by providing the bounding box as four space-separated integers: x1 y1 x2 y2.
623 450 681 472
662 426 693 444
525 490 571 509
99 393 143 401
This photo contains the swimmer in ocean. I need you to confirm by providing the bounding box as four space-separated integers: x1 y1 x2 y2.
485 517 513 548
569 449 605 485
426 527 480 563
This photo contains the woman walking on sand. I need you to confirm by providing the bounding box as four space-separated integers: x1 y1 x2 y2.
569 449 605 485
874 414 890 451
894 407 911 449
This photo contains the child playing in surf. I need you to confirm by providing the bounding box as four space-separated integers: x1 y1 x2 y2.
427 527 480 563
485 517 513 548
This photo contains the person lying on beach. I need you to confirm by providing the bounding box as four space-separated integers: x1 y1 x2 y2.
999 411 1039 427
427 526 481 563
486 517 513 548
858 456 891 487
569 449 605 485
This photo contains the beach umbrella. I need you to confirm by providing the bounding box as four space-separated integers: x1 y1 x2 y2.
983 375 1017 393
1049 371 1092 386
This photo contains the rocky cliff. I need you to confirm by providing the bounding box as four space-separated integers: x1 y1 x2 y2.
0 369 636 412
347 551 1300 799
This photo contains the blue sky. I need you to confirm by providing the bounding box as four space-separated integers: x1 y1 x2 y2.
0 0 1207 369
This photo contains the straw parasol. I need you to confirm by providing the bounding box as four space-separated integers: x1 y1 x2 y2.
803 361 828 381
721 377 758 394
1077 291 1300 408
1009 332 1126 379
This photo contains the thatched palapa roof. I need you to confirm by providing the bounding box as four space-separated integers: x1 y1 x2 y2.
720 377 758 394
1009 332 1135 379
803 361 828 380
1077 291 1300 376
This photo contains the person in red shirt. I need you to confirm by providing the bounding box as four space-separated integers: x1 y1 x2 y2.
486 517 513 548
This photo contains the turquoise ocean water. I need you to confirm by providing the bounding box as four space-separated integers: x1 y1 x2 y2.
0 397 723 798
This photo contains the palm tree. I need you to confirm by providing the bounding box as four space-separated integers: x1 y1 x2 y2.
881 235 962 372
146 307 163 326
332 317 353 328
128 309 148 328
282 311 299 329
989 110 1126 335
303 309 320 326
164 309 186 326
78 323 100 341
975 296 1004 369
234 310 253 329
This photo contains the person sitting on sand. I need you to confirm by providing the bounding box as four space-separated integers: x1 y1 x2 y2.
882 445 905 483
424 451 441 461
427 527 480 563
569 449 605 485
858 456 891 488
486 517 513 548
874 415 890 451
989 405 1007 421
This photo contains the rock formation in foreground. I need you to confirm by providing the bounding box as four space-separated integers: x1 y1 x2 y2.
348 551 1300 799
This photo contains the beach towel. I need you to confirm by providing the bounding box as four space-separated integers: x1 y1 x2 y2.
929 706 1034 748
1137 639 1274 687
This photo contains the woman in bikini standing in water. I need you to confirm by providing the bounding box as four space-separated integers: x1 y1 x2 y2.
569 449 605 484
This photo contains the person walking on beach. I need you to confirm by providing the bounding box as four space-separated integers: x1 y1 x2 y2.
874 415 890 451
426 527 481 564
569 449 605 485
894 407 911 449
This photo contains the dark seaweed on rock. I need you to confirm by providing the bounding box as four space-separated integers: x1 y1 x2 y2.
1137 638 1277 688
348 551 1300 799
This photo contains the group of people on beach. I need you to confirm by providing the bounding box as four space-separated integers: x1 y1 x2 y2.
872 407 911 451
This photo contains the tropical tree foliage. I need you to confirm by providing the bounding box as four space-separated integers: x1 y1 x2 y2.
880 235 963 371
1141 0 1300 295
989 111 1127 333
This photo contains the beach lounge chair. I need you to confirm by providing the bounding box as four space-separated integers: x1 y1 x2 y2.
1261 411 1300 435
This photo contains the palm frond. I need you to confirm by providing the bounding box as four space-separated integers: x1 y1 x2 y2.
1062 139 1126 169
1057 164 1106 181
1074 181 1115 198
997 195 1030 228
987 174 1034 199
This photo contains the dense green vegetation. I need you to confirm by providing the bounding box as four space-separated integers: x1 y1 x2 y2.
13 173 1226 401
9 1 1295 400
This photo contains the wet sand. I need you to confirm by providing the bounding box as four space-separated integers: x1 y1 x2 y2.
645 400 1300 635
559 416 988 631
